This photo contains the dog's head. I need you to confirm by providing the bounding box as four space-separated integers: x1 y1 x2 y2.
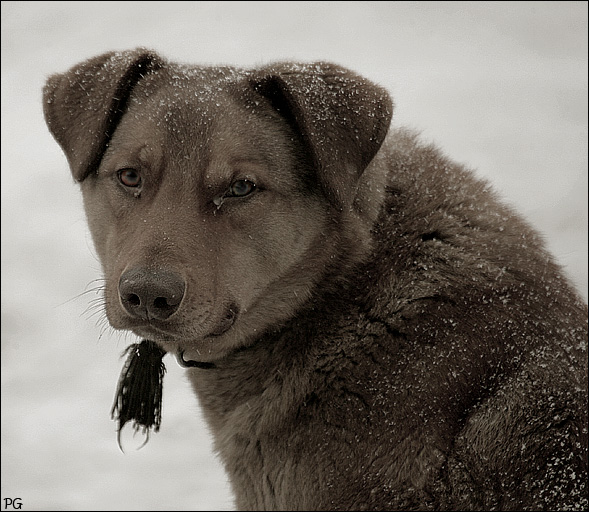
43 48 393 362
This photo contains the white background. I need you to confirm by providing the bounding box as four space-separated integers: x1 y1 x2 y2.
1 1 587 510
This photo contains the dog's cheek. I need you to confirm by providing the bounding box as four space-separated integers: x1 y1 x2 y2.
226 197 328 300
79 179 127 273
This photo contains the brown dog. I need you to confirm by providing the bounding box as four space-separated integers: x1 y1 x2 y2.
44 49 587 510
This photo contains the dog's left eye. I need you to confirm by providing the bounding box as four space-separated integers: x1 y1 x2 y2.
118 168 141 188
228 179 256 197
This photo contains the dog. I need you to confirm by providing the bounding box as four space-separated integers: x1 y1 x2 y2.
44 48 587 511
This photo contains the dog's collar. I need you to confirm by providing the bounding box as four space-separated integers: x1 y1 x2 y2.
176 350 216 369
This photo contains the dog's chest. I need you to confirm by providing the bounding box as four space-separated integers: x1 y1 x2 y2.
190 367 314 509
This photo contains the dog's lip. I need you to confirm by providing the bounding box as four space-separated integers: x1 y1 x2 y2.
207 304 238 337
127 302 239 352
128 322 177 342
128 326 221 365
174 304 239 366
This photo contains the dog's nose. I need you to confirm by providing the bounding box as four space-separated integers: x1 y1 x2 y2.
118 267 186 321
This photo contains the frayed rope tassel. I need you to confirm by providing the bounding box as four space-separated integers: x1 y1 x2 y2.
111 339 166 450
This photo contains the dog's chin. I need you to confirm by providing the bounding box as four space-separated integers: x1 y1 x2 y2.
127 316 240 365
108 300 241 364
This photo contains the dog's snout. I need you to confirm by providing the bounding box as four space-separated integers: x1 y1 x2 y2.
118 267 185 321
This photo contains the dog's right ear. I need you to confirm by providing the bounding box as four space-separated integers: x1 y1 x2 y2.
43 49 163 181
248 62 393 209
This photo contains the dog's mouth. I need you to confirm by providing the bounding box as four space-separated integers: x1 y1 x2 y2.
206 304 238 337
175 307 238 369
126 302 240 366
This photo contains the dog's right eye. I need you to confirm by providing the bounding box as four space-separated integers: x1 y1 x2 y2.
228 179 256 198
118 168 142 188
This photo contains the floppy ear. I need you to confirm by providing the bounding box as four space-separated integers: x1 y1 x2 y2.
43 48 164 181
250 62 393 208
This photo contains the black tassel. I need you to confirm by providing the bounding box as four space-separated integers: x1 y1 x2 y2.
111 339 166 449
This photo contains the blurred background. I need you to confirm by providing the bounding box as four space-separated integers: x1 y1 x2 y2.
1 1 587 510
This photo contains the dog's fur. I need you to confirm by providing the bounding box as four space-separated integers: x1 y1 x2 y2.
44 49 588 511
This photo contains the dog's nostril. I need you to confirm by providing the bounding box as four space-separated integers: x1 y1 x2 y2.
127 294 141 306
153 297 171 309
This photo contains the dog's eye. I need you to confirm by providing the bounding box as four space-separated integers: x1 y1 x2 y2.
118 168 141 188
228 179 256 197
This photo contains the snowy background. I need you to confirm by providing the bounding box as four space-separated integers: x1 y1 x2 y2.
1 1 587 510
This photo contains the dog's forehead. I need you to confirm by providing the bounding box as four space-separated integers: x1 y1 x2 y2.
145 64 246 114
110 64 299 183
124 64 254 142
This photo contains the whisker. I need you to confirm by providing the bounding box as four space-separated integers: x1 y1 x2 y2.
56 278 106 308
82 295 107 320
98 321 116 341
61 278 142 348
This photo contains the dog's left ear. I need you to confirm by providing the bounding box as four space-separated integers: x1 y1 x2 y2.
250 62 393 208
